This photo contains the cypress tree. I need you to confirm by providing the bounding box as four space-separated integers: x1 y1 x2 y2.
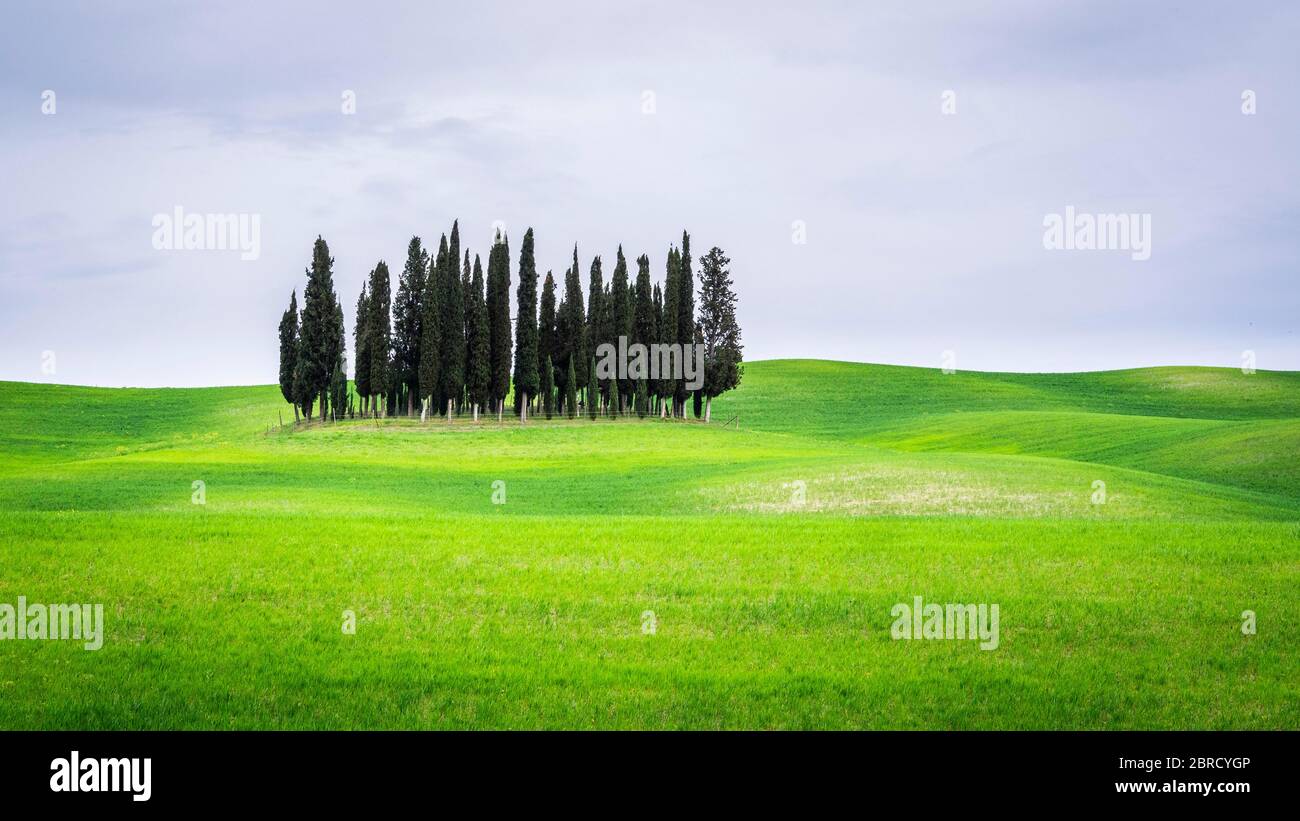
542 354 556 419
417 244 441 420
653 281 664 415
662 247 680 416
487 230 513 419
299 236 339 420
636 377 649 418
367 261 392 417
677 231 696 416
586 357 598 419
278 290 300 421
538 271 558 405
353 284 370 415
633 254 654 353
438 229 465 416
697 246 744 422
565 357 578 419
609 376 620 419
393 237 427 415
513 229 540 419
563 245 586 392
329 297 347 421
466 254 490 420
586 255 604 402
609 247 631 409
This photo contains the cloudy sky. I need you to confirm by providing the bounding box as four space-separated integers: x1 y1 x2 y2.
1 1 1296 387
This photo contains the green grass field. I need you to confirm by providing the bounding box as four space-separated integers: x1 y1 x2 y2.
1 360 1297 729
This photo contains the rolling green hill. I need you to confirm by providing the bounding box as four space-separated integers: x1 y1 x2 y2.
1 360 1296 729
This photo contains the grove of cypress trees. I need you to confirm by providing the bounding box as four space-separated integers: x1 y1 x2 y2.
367 261 392 417
278 290 300 421
393 237 427 416
466 254 490 420
513 229 539 420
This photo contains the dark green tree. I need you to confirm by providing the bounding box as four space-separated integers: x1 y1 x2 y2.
278 290 300 421
367 261 392 417
609 247 631 408
353 284 370 415
299 236 340 420
466 254 491 419
513 229 540 419
417 242 442 420
437 229 465 415
393 236 427 415
562 246 586 392
486 230 513 419
696 246 743 422
565 357 578 419
676 231 696 416
609 376 620 419
662 247 680 416
586 256 604 403
538 271 558 403
586 357 598 419
542 354 555 419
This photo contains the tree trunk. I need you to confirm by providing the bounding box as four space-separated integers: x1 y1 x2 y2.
472 402 479 422
292 405 299 423
407 393 414 417
521 393 528 424
705 396 712 423
498 399 503 424
447 398 454 423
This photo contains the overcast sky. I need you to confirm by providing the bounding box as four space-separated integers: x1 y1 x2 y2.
1 1 1297 387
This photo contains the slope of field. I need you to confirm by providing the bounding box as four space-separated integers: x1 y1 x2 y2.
0 361 1297 729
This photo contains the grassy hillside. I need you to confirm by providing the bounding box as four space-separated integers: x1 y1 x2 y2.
1 360 1297 729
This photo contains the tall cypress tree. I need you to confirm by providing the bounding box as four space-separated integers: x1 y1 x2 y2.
278 290 300 420
677 231 696 415
299 236 339 420
367 261 392 417
418 240 443 418
438 229 465 415
563 245 587 392
586 255 604 403
609 246 631 409
353 284 370 415
662 247 680 416
697 246 744 422
487 230 513 418
513 228 539 418
652 281 664 415
538 271 558 404
542 354 555 419
466 254 490 419
565 358 578 419
633 253 654 352
329 297 348 421
393 237 427 415
586 357 599 419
